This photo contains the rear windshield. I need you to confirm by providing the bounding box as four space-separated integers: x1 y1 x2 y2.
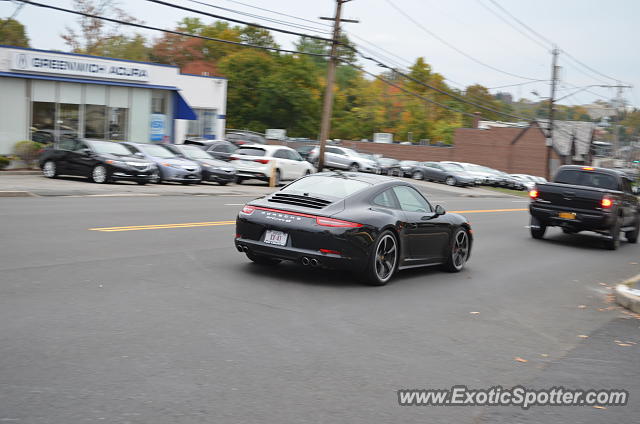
554 170 618 190
235 147 266 157
281 175 371 199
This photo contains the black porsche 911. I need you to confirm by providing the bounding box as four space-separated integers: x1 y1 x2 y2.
235 172 472 285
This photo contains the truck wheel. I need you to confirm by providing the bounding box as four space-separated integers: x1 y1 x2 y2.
625 217 639 243
605 217 622 250
530 216 546 239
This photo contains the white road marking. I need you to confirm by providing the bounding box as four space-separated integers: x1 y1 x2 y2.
225 203 245 206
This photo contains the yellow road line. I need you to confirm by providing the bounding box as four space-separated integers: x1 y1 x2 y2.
89 221 236 232
88 208 528 232
450 208 527 214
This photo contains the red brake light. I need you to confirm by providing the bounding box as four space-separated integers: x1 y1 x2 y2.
254 159 270 164
316 216 363 228
319 249 341 255
529 189 539 199
228 156 238 161
601 196 613 208
240 205 255 215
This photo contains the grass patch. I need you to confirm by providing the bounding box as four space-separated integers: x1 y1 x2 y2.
483 186 530 197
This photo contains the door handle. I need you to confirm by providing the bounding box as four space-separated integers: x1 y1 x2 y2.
406 223 418 229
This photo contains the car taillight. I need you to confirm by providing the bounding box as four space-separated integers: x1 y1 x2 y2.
240 205 255 215
529 189 539 199
254 159 270 164
601 196 613 208
315 216 362 228
228 156 238 161
319 249 341 255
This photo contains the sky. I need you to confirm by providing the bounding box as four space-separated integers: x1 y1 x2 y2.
2 0 639 108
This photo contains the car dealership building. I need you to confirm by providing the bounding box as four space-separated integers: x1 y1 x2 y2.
0 45 227 154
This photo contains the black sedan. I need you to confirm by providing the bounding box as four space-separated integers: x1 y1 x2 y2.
39 139 156 184
235 172 472 285
165 144 237 185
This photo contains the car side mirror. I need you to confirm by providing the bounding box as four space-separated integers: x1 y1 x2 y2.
434 205 446 216
81 148 92 156
135 152 144 158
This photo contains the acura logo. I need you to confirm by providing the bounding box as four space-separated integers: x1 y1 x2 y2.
16 53 28 69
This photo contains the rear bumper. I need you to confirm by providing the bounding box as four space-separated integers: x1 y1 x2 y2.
530 204 615 231
234 237 364 270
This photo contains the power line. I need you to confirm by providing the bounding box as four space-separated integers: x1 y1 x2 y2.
183 0 331 34
145 0 334 43
17 0 329 57
219 0 333 29
382 0 542 81
488 80 549 90
485 0 554 47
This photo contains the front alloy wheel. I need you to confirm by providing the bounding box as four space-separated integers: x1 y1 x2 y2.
443 228 470 272
91 165 109 184
445 176 457 186
42 161 57 178
412 171 424 180
362 231 398 286
349 163 360 172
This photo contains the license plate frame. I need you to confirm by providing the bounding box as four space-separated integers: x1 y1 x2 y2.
264 230 288 246
558 212 576 220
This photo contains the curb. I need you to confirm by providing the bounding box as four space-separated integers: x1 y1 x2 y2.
0 190 36 197
0 170 41 175
615 273 640 314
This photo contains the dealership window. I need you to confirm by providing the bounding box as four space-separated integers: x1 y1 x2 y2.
58 104 80 141
84 104 107 139
108 107 128 140
187 108 217 138
31 102 56 144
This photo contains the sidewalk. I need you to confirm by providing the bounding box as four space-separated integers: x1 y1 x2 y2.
0 173 516 198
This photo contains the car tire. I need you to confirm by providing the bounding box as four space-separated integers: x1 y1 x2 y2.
442 227 470 272
348 163 360 172
42 160 58 178
218 181 229 186
445 176 457 186
304 170 311 176
625 217 639 243
91 165 109 184
236 178 244 185
150 171 163 184
530 216 546 239
246 252 281 266
605 216 622 250
361 230 398 286
136 180 147 185
412 171 424 180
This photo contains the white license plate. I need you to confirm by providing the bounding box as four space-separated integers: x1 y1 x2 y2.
264 230 288 246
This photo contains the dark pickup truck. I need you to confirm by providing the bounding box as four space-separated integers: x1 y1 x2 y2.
529 165 639 250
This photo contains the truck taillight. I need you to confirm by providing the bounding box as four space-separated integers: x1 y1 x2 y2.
529 189 539 199
601 196 613 208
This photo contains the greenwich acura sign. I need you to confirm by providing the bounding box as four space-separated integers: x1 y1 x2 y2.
10 51 150 82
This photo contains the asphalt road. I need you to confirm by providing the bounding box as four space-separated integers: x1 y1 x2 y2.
1 188 639 423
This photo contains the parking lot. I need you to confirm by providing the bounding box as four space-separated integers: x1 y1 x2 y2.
1 181 638 423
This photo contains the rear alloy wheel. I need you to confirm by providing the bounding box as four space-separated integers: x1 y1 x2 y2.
349 163 360 172
91 165 109 184
605 216 622 250
412 171 424 180
362 231 398 286
445 176 457 186
443 228 470 272
530 216 546 239
246 252 281 266
625 217 639 243
42 161 57 178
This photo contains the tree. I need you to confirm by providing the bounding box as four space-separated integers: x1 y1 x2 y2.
0 18 30 47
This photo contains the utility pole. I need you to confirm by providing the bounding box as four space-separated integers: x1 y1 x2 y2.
545 46 560 180
317 0 357 171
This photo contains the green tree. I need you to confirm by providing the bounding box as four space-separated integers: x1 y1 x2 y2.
0 18 30 47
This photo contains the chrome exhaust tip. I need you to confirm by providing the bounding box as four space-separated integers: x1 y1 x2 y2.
236 245 243 252
242 245 249 252
301 257 310 266
310 258 319 267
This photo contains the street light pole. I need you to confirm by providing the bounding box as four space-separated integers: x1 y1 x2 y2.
545 46 559 180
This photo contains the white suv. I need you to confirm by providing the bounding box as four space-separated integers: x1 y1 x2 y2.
307 146 379 173
231 144 315 185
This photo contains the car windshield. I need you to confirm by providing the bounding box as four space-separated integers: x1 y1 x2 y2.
89 141 131 156
342 148 360 157
139 144 176 158
281 175 371 199
378 158 397 166
235 147 266 157
399 161 418 167
182 146 213 160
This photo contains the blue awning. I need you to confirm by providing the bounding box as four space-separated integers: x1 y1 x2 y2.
173 91 197 120
0 71 179 90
